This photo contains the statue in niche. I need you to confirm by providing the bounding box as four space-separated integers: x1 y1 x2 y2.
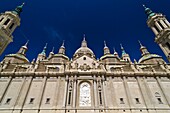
75 61 78 69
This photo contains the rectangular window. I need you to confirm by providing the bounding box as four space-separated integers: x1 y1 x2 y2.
0 17 4 22
9 23 14 30
166 42 170 50
157 98 163 104
29 98 34 104
135 98 140 104
68 92 71 105
45 98 50 104
120 98 124 104
158 21 165 29
5 98 11 104
154 25 160 32
4 18 10 25
99 91 102 105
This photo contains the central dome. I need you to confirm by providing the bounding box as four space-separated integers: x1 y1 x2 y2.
73 36 95 58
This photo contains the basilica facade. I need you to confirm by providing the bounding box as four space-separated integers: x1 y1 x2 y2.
0 3 170 113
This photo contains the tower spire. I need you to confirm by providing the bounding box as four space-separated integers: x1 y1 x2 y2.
142 4 155 18
120 44 126 55
138 41 150 56
103 41 110 55
41 43 48 55
17 40 29 56
12 3 25 16
58 40 65 54
113 47 119 58
81 34 87 47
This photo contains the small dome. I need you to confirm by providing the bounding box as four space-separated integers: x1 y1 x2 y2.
6 53 29 63
74 47 95 58
138 54 162 63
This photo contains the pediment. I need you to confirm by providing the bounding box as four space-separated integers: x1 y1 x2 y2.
71 55 99 71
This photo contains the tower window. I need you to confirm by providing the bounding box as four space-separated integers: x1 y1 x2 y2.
29 98 34 104
166 42 170 50
154 25 160 32
158 21 165 29
99 91 102 105
135 98 140 104
157 98 163 104
5 98 11 104
45 98 50 104
9 23 14 30
120 98 124 104
4 18 10 25
0 17 4 22
68 91 71 105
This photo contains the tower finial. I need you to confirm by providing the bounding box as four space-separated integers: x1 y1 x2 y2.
52 47 55 53
24 40 29 47
138 40 143 47
83 34 86 41
104 41 107 47
41 43 48 55
62 40 65 47
142 4 155 18
12 2 25 16
142 4 147 9
120 43 126 55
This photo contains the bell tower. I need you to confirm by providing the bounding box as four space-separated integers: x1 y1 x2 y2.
143 5 170 62
0 3 24 55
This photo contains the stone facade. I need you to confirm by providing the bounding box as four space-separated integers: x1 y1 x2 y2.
0 4 170 113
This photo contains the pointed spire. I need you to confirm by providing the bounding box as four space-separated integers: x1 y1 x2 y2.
22 40 29 48
81 34 87 47
83 34 86 41
113 47 119 57
58 41 65 54
120 44 126 55
61 40 65 48
103 41 110 55
12 3 25 16
41 43 48 55
17 40 29 56
104 41 107 48
142 4 155 18
51 47 55 53
138 41 150 56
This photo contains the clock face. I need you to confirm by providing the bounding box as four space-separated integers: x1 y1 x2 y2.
79 82 91 106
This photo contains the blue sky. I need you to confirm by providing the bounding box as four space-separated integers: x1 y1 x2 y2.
0 0 170 62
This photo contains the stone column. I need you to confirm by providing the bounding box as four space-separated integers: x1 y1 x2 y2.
0 76 12 103
155 77 170 106
164 19 170 27
102 75 108 108
151 27 159 35
62 75 69 108
155 21 163 31
93 75 98 108
122 77 132 109
73 75 77 108
160 20 168 28
159 44 169 57
136 77 148 109
14 77 33 109
54 76 60 109
143 77 155 108
37 76 47 109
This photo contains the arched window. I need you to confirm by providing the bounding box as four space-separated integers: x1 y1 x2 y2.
4 18 10 25
79 82 91 106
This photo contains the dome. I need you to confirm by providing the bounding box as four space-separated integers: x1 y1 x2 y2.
138 54 162 63
6 53 29 62
74 47 95 58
